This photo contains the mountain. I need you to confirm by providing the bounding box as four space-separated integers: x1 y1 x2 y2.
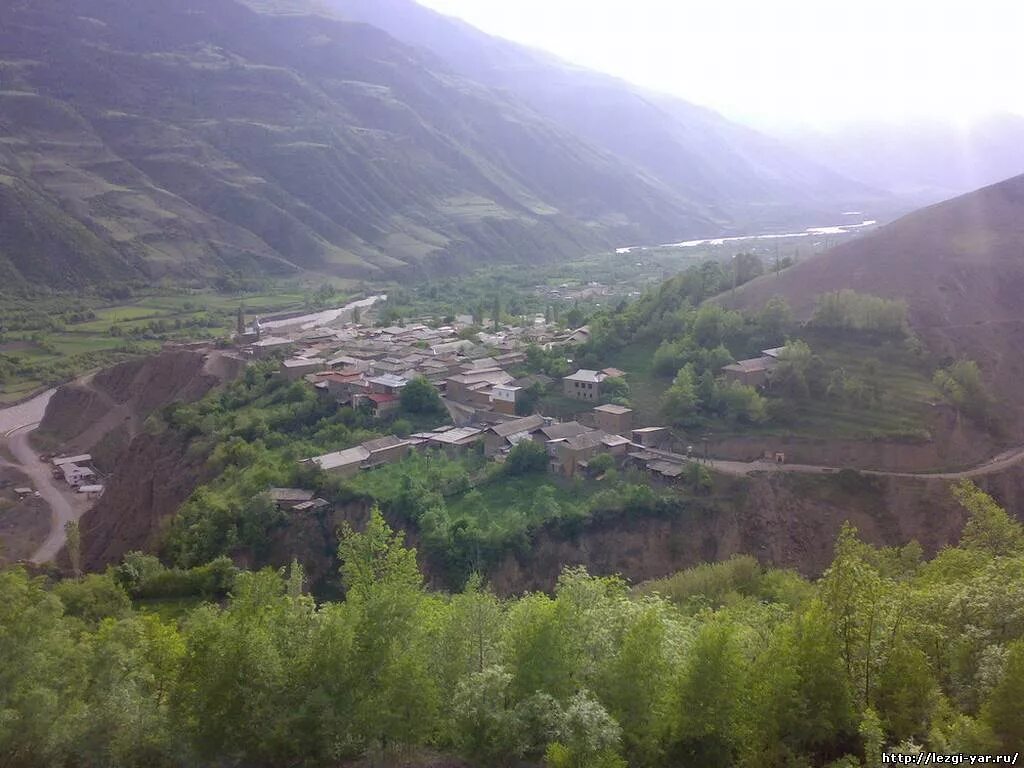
722 174 1024 428
778 115 1024 204
331 0 888 230
0 0 721 288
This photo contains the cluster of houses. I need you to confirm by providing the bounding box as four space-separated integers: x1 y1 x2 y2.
50 454 104 496
301 403 690 483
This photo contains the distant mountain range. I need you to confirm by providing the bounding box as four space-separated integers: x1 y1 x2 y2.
0 0 882 288
723 172 1024 429
778 115 1024 205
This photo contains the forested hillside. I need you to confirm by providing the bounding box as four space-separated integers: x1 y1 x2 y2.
4 484 1024 766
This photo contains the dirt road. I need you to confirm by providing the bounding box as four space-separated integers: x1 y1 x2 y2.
5 425 90 564
704 444 1024 479
0 388 55 435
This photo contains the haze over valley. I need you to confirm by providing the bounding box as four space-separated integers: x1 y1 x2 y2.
3 2 1024 766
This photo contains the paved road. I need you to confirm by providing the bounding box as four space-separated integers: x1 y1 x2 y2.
5 424 88 564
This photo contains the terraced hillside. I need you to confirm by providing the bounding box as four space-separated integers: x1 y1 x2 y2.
0 0 715 286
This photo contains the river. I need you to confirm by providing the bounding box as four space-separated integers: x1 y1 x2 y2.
616 218 878 254
257 294 388 332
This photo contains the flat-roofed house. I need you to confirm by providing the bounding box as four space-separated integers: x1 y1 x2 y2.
563 369 608 401
489 383 522 415
593 404 633 435
251 336 297 360
361 435 411 467
445 368 514 405
280 357 323 381
366 373 408 395
552 430 631 477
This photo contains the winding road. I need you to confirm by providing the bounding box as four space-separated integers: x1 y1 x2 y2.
1 389 89 564
638 443 1024 480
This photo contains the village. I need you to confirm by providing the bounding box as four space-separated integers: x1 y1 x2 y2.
225 297 735 509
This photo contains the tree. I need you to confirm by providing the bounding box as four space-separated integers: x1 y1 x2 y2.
65 519 82 578
733 252 764 287
236 305 245 336
338 506 421 597
982 639 1024 751
506 439 549 476
954 481 1024 556
400 376 444 414
668 621 746 768
600 376 630 405
685 461 713 494
565 302 585 329
662 365 698 423
493 295 501 331
934 360 994 426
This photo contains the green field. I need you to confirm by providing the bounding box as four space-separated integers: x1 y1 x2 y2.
0 288 313 403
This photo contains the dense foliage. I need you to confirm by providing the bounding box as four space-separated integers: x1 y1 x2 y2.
3 482 1024 767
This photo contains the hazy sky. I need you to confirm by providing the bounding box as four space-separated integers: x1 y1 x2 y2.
416 0 1024 129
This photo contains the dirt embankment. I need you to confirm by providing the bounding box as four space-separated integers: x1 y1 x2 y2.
487 466 1024 593
203 465 1024 597
36 349 246 472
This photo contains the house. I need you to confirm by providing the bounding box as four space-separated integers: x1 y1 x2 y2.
601 367 628 379
483 414 546 456
61 463 95 488
562 326 592 346
632 426 670 449
14 487 34 499
279 357 322 381
77 484 105 497
593 404 633 435
721 356 777 388
306 435 410 477
361 435 412 467
563 369 608 401
267 488 315 510
308 445 371 477
312 371 366 401
445 368 514 405
552 430 631 477
427 426 485 452
251 336 296 359
536 421 591 443
353 392 401 417
366 373 408 395
489 383 522 415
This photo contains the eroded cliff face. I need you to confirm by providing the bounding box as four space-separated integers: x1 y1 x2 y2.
36 349 245 472
487 467 1024 593
80 428 214 571
38 349 246 570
